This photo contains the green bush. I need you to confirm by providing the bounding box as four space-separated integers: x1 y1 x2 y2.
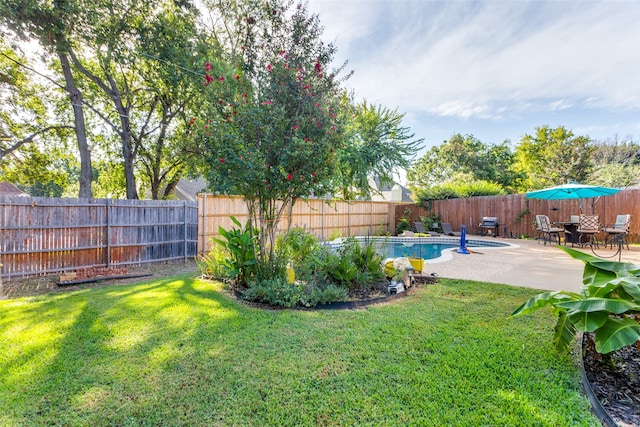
419 214 442 232
323 250 359 289
299 283 349 307
196 243 229 280
243 277 303 308
275 227 322 270
395 207 412 235
253 253 287 283
314 237 385 292
243 272 349 308
416 180 506 204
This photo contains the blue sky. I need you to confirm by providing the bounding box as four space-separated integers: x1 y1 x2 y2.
307 0 640 156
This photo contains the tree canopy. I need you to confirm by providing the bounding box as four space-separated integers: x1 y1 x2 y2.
513 125 594 190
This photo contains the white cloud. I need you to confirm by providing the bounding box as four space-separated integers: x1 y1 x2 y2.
309 0 640 121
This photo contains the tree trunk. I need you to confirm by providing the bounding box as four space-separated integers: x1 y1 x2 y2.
58 52 93 198
115 103 138 200
120 115 138 199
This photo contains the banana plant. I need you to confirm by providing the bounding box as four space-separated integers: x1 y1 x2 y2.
511 246 640 354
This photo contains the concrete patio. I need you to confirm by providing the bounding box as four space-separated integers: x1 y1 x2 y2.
423 236 640 293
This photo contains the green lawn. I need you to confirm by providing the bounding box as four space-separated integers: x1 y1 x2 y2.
0 275 599 426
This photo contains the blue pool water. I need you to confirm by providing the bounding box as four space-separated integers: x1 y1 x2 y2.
328 237 511 262
381 242 459 260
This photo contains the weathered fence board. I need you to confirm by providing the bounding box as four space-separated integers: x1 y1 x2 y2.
0 196 198 279
397 189 640 243
197 194 395 254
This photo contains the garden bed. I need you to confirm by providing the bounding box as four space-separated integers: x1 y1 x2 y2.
583 333 640 426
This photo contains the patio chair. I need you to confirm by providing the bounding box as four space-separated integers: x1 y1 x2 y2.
603 214 631 249
441 222 461 236
537 214 564 246
577 214 600 248
415 221 440 236
534 215 544 242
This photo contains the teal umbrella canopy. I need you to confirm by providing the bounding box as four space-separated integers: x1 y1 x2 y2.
526 183 620 200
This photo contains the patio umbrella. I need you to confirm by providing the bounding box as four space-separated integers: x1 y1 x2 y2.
526 182 620 213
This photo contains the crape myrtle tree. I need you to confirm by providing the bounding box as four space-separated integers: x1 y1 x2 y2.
195 0 349 261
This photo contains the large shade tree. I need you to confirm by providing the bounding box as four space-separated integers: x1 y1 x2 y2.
407 133 521 197
588 137 640 188
196 0 349 260
513 125 594 191
0 0 94 197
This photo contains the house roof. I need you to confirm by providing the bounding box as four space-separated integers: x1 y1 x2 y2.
173 177 208 201
368 177 414 202
0 182 29 196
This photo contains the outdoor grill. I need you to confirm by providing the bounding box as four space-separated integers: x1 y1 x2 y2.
480 217 499 236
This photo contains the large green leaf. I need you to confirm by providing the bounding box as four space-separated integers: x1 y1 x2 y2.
567 310 609 332
556 297 640 314
583 281 620 298
616 276 640 302
594 317 640 354
589 260 640 273
510 291 577 317
553 312 578 353
582 263 617 288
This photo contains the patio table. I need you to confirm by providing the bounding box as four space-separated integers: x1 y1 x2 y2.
553 221 581 246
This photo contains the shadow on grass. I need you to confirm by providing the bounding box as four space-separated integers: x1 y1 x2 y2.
0 276 599 425
0 274 254 424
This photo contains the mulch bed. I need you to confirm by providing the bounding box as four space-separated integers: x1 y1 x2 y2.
583 333 640 426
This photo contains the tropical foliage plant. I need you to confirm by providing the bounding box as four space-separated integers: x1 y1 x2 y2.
210 216 258 287
511 246 640 354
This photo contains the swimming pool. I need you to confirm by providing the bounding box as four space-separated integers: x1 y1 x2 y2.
329 236 513 264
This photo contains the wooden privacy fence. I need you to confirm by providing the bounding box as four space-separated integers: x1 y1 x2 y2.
0 196 198 279
396 189 640 243
197 194 395 254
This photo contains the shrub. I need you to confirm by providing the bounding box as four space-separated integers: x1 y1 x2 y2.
419 214 441 232
395 208 412 235
196 243 228 280
243 277 303 308
253 253 287 283
314 237 385 292
275 227 322 271
299 283 349 307
416 180 506 204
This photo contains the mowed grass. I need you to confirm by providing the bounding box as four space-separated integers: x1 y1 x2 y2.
0 275 599 426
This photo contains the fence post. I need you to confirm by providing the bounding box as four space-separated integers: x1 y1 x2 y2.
106 198 111 268
321 200 325 241
369 201 373 236
183 201 188 263
201 194 207 255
